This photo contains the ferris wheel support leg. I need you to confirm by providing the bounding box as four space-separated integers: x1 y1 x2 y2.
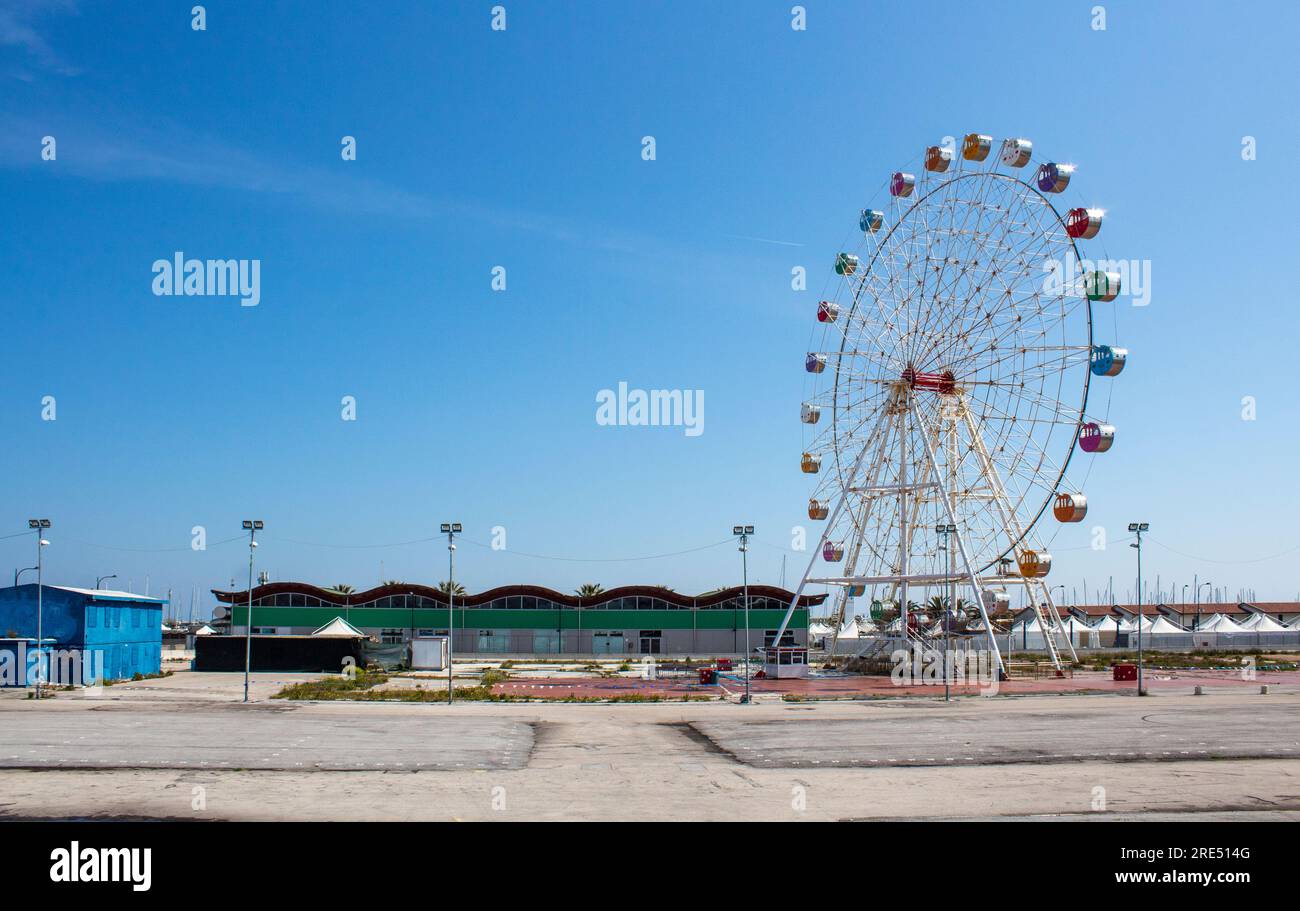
828 415 899 654
771 398 894 650
911 402 1007 679
957 400 1072 670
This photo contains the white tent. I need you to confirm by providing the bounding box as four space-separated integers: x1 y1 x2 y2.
1091 615 1132 631
838 618 865 639
310 616 366 638
194 624 216 636
1061 616 1093 633
1147 616 1186 634
808 621 835 638
1196 614 1245 633
1237 612 1290 632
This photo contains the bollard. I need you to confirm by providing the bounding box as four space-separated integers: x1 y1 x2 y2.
1260 685 1270 695
1194 685 1203 696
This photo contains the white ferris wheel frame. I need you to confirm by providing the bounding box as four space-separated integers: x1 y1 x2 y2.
774 150 1116 673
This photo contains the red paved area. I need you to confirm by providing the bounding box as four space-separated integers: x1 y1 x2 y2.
492 668 1300 700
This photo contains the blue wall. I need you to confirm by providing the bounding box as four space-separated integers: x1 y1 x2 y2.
0 585 164 681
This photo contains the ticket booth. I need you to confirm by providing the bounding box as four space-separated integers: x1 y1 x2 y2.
762 646 809 679
411 636 448 671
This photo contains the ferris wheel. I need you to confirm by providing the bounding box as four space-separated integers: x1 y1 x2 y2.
777 134 1128 674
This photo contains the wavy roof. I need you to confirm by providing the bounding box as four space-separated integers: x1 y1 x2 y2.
212 581 826 609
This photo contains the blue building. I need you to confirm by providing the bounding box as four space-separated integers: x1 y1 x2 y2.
0 585 165 683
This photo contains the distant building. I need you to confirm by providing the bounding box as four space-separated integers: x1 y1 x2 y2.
1063 601 1300 627
0 584 165 683
212 582 824 656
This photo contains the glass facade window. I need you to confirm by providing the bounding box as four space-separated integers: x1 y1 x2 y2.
478 631 509 651
532 631 560 653
764 629 796 647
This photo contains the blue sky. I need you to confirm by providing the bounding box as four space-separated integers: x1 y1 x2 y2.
1 0 1298 615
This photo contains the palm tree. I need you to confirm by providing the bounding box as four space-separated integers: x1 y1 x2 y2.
327 584 354 594
437 580 467 596
575 583 604 597
926 595 950 616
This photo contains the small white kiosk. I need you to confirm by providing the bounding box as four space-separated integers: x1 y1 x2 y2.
762 645 810 679
410 636 449 671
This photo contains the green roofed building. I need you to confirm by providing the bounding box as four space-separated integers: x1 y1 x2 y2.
212 583 823 656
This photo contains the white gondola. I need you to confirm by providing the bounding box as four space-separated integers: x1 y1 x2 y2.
859 208 883 233
1053 493 1088 523
817 300 839 323
999 137 1033 167
805 352 827 374
807 499 829 520
800 402 821 424
890 171 916 197
1036 162 1074 194
801 452 821 474
924 145 952 172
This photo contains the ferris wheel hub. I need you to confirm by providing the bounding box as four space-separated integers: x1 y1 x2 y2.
902 366 956 395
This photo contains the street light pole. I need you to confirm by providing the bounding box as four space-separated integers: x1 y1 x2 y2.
935 524 956 701
733 525 754 704
14 566 37 588
1196 580 1211 631
1128 522 1149 696
441 522 462 704
241 520 263 704
96 574 117 591
28 520 51 697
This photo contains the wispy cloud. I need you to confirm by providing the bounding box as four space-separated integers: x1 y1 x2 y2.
0 112 714 266
0 0 81 77
723 233 804 248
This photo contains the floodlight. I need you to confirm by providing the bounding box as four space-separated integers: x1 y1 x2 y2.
452 523 462 533
744 525 754 535
441 523 451 533
733 526 743 535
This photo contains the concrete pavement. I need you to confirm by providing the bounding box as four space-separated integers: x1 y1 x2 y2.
0 672 1297 820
